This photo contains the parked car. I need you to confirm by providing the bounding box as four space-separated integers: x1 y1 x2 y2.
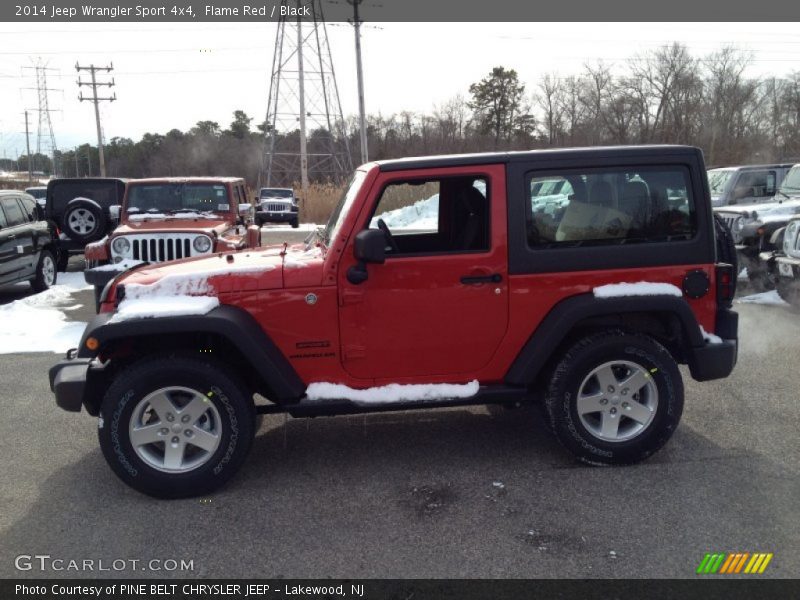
83 177 255 309
255 187 299 228
714 164 800 289
707 163 794 208
0 190 60 292
24 186 48 207
45 178 127 270
773 216 800 307
50 145 738 498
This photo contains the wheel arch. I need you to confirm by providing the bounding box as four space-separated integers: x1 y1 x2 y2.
79 305 305 415
505 293 706 388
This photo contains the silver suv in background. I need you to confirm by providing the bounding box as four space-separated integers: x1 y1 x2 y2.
707 164 794 208
255 187 299 228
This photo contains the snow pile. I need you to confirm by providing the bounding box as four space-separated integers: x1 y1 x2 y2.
305 380 480 405
594 282 683 299
372 194 439 230
699 326 723 344
128 213 168 221
736 290 788 306
111 296 220 323
0 280 89 354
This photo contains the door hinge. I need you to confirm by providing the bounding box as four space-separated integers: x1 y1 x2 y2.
339 288 365 306
343 344 366 360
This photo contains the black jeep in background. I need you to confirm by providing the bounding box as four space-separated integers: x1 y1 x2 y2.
45 178 127 270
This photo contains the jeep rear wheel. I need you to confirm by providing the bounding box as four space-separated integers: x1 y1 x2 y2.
545 330 683 465
98 355 256 498
776 278 800 310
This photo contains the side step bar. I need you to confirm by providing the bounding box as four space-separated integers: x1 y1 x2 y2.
255 385 532 418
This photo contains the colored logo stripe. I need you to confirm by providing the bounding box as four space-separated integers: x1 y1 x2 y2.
697 552 773 574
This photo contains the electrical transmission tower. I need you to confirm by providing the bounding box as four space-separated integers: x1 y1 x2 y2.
23 59 60 177
260 0 352 193
76 62 116 177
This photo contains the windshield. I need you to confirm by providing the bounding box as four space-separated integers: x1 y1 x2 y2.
707 169 733 195
780 166 800 193
323 170 366 245
126 183 231 215
260 188 293 198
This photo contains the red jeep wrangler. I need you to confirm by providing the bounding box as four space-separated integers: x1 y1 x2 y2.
50 146 738 498
84 177 254 307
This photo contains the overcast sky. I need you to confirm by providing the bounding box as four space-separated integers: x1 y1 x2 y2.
2 21 800 159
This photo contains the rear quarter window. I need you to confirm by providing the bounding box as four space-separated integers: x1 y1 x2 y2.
526 166 696 248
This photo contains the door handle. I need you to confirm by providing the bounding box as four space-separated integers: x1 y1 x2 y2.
7 235 15 240
460 273 502 285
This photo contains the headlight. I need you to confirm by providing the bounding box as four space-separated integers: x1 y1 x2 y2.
785 236 792 253
111 237 130 255
735 217 745 231
193 236 212 253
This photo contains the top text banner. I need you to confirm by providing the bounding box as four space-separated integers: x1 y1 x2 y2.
3 0 800 22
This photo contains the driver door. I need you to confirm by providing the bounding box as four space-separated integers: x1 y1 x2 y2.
337 165 509 382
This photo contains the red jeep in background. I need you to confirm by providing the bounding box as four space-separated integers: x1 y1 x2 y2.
84 177 255 306
51 145 738 498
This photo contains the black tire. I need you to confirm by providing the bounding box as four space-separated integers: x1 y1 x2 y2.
98 355 256 498
747 266 774 292
714 213 738 296
290 218 299 229
55 249 69 272
93 285 103 313
545 330 684 466
30 249 57 292
776 279 800 310
62 198 107 243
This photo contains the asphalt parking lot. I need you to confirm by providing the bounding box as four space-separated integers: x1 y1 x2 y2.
0 239 798 579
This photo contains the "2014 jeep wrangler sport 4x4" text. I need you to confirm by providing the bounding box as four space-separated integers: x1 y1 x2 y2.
50 145 738 498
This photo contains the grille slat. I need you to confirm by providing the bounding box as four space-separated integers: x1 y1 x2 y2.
266 202 290 212
114 234 210 264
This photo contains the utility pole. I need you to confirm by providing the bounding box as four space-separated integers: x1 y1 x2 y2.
24 110 32 184
74 147 79 177
76 62 115 177
348 0 368 164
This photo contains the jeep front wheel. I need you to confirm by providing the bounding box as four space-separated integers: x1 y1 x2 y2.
545 330 683 465
98 356 256 498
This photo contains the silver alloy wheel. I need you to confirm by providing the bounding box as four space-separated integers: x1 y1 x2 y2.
129 386 222 473
576 360 659 442
41 254 55 286
67 208 97 235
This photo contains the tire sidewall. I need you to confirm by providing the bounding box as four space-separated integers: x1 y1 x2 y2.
32 249 56 291
548 333 683 464
98 358 254 498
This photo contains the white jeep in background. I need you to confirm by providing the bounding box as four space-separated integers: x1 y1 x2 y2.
255 187 299 228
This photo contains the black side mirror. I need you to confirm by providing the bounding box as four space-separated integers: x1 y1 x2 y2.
354 229 386 264
348 229 386 284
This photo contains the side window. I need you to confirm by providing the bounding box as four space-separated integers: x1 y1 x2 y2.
766 171 777 196
0 205 7 228
525 167 695 247
19 196 38 221
0 197 26 227
368 175 489 255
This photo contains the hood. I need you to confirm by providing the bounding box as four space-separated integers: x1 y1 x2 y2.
114 217 231 236
116 247 286 297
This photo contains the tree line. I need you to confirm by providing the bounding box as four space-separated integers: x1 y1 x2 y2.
4 43 800 186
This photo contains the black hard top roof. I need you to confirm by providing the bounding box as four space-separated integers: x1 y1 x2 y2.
375 145 701 172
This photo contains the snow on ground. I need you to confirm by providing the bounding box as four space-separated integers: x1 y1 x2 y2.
372 194 439 230
594 282 683 298
88 260 144 272
0 274 91 354
736 290 789 306
306 380 479 405
110 296 220 323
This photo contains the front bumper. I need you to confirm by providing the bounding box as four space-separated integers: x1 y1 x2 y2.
256 210 297 223
49 356 93 412
84 267 121 288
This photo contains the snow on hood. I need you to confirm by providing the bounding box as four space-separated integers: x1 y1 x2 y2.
115 217 231 236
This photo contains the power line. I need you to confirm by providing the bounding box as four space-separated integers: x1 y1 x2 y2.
76 62 116 177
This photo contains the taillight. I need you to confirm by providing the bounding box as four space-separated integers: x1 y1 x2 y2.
716 263 734 308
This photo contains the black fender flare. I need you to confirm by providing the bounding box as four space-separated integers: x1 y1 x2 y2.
77 304 305 402
504 293 708 386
